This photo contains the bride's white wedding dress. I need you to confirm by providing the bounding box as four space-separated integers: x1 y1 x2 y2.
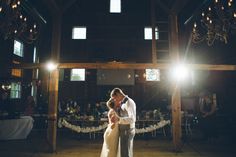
100 109 120 157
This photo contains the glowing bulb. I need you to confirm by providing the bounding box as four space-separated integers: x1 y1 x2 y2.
202 12 205 17
17 1 21 5
221 6 224 10
207 16 210 21
234 13 236 18
33 24 36 28
24 17 27 21
20 15 22 19
46 61 58 71
210 20 212 23
194 23 197 28
215 0 218 3
0 7 2 12
171 64 190 82
208 7 211 11
228 2 232 6
14 30 17 33
30 29 32 33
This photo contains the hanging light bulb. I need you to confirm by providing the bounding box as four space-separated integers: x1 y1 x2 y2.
192 0 236 46
0 0 41 43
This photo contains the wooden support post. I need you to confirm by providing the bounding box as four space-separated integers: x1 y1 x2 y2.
47 9 61 152
169 13 182 151
171 84 182 151
151 0 157 63
47 70 59 152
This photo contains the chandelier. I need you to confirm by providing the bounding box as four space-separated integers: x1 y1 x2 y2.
192 0 236 46
0 0 39 44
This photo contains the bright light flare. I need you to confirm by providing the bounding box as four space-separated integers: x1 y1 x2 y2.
46 61 57 71
171 64 190 82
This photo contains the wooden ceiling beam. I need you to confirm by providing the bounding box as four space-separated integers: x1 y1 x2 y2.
12 63 236 71
13 63 169 70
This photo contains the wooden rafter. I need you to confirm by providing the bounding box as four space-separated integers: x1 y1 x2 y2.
171 0 189 14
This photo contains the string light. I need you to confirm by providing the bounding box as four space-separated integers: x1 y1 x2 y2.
0 0 40 43
192 0 236 46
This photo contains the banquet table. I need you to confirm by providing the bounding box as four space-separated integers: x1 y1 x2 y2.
0 116 34 140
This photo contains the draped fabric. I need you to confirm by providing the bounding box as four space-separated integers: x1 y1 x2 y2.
0 116 33 140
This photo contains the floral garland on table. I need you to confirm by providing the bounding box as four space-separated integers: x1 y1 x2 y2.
58 118 170 134
58 118 108 133
135 120 170 134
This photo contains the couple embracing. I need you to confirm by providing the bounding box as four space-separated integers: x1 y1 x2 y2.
100 88 136 157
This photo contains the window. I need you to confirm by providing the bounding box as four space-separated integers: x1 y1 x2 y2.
145 69 160 81
33 47 37 63
110 0 121 13
10 82 21 98
13 40 24 57
31 85 36 97
11 69 22 77
36 69 39 79
70 69 85 81
72 27 87 39
144 27 159 40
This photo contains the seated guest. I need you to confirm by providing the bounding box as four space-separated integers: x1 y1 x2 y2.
0 92 11 113
24 96 36 116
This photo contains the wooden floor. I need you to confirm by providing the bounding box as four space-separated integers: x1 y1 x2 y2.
0 131 235 157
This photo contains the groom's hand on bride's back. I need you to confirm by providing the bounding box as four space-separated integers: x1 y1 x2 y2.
111 115 118 123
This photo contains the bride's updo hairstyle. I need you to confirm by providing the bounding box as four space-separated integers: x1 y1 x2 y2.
106 98 115 109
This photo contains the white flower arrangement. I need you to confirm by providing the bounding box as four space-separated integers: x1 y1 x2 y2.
58 118 170 134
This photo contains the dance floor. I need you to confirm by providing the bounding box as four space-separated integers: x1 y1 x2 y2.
0 130 235 157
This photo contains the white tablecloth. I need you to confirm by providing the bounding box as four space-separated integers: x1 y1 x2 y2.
0 116 34 140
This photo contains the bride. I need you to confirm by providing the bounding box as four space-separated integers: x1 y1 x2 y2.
100 98 120 157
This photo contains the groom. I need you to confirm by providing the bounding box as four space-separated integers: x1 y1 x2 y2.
110 88 136 157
